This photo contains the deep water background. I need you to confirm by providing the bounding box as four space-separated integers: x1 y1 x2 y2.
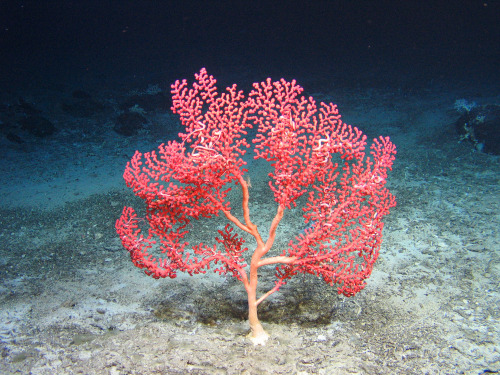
0 1 498 374
1 1 498 93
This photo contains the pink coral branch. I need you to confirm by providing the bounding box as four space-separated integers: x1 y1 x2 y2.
116 68 397 345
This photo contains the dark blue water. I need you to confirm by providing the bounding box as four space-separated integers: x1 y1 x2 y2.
0 2 498 373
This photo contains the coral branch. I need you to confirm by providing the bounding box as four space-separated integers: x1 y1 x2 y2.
116 68 396 344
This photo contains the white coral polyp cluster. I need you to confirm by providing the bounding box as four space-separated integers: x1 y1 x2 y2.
454 98 477 113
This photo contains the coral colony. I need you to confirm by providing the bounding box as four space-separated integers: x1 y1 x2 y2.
116 69 397 345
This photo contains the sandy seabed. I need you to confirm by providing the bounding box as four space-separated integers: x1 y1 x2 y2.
0 84 498 374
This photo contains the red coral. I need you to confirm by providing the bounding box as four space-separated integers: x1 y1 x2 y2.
115 68 396 344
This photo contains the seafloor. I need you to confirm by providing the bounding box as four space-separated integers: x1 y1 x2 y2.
0 76 498 374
